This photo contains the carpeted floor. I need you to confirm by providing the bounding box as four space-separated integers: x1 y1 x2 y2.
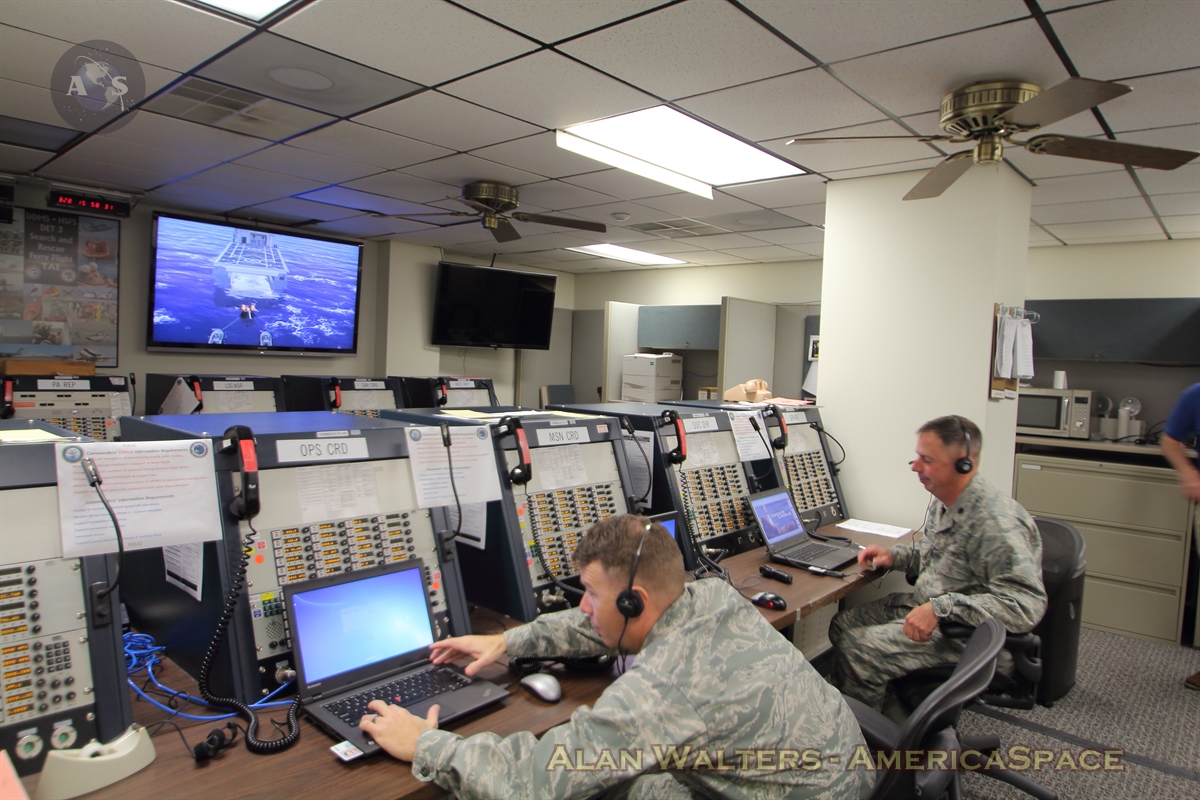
953 626 1200 800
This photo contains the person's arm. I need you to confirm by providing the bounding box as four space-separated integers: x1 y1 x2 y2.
1162 434 1200 502
930 521 1046 632
889 542 920 574
504 606 618 659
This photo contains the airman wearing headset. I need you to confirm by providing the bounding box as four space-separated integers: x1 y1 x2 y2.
829 415 1047 712
360 514 873 799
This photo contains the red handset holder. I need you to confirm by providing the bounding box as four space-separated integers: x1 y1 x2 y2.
498 416 532 485
1 379 13 419
188 375 204 413
329 377 342 409
662 410 687 465
436 379 449 407
222 425 260 520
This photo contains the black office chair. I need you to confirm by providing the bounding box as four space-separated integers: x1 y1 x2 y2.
845 618 1007 800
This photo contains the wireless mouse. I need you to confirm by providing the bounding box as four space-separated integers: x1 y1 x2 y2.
750 592 787 611
519 672 562 703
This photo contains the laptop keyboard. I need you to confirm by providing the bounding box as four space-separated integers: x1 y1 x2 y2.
323 666 471 726
782 540 838 563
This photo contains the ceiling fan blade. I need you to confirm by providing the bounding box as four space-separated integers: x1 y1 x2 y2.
452 196 495 215
511 211 607 233
371 211 472 219
787 135 954 144
1000 78 1131 129
1023 134 1199 170
903 151 975 201
489 218 522 243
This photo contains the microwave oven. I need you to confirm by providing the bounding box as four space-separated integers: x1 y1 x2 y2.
1016 388 1096 439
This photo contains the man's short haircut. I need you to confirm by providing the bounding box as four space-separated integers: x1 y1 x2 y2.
573 514 685 599
918 415 982 458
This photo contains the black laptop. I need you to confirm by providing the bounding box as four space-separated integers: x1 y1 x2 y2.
286 559 506 756
648 511 679 539
747 488 859 570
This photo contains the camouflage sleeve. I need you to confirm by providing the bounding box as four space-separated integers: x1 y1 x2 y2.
411 670 706 799
889 542 920 574
930 521 1047 631
504 606 617 659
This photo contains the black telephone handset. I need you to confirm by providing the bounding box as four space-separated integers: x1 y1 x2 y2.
768 404 788 450
497 416 532 485
436 378 449 407
222 425 260 520
1 379 13 419
661 409 687 465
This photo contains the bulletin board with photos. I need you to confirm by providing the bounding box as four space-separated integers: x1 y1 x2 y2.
0 207 120 367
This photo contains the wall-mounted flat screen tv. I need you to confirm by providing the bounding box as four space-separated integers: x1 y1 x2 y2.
147 213 363 355
431 262 556 350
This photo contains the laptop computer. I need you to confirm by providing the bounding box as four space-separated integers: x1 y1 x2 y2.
648 511 679 539
746 488 859 570
285 559 506 756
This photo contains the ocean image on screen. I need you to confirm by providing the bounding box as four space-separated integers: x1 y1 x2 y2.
151 216 361 352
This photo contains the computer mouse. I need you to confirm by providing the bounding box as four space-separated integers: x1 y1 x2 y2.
750 592 787 611
519 672 562 703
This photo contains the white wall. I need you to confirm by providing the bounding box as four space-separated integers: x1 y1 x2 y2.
573 259 822 310
1027 239 1200 299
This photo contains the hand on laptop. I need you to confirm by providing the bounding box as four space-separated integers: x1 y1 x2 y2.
429 634 508 677
359 700 439 762
858 546 893 571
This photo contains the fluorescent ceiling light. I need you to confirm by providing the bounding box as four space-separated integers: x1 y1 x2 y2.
560 106 803 195
565 244 687 266
191 0 293 21
557 131 712 198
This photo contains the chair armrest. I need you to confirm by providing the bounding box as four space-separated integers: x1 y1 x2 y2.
844 695 900 752
939 622 976 638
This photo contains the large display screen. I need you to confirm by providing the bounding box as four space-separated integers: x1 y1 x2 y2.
431 262 556 350
147 214 363 355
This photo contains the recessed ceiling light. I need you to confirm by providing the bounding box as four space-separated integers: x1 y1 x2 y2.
557 131 712 198
191 0 294 21
559 106 804 198
565 244 686 266
267 67 334 91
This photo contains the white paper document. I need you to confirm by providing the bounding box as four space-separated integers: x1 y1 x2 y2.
447 502 488 550
406 426 502 509
836 518 911 538
163 542 204 601
994 315 1018 379
535 444 589 491
210 390 255 413
158 377 200 415
1016 318 1035 379
684 431 722 468
55 440 223 557
296 462 381 523
727 411 771 461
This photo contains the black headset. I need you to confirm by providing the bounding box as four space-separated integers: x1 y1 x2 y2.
222 425 260 520
954 416 974 475
615 523 651 619
192 723 239 761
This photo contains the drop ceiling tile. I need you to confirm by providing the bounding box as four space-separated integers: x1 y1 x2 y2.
721 174 828 208
298 186 445 216
312 214 433 238
716 244 810 262
36 154 170 191
354 90 541 152
470 132 607 179
225 206 309 226
681 232 768 250
783 249 822 260
0 115 80 152
1005 148 1128 180
636 190 760 217
0 24 180 96
1051 0 1200 81
392 222 499 247
1028 225 1062 244
822 155 948 181
0 142 52 171
1134 162 1200 195
143 190 235 215
188 162 326 198
148 176 281 208
831 19 1069 117
441 50 658 130
1031 197 1154 225
92 112 267 161
234 144 381 184
245 197 364 222
764 119 941 173
693 209 806 232
560 224 661 245
560 0 811 101
1039 0 1108 10
401 153 543 188
143 86 335 142
56 135 218 180
199 33 421 117
1042 217 1166 241
287 121 452 169
341 172 463 204
673 250 753 265
1099 69 1200 132
454 0 669 44
557 200 676 227
605 236 705 254
744 225 825 246
1150 192 1200 217
2 0 251 73
272 0 537 86
793 241 824 257
1031 170 1141 205
0 78 105 132
520 180 617 211
1162 214 1200 236
1112 123 1200 153
775 202 826 225
562 168 694 200
743 0 1029 65
677 68 881 141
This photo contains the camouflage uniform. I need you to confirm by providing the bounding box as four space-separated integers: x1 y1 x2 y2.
412 578 873 799
829 474 1047 711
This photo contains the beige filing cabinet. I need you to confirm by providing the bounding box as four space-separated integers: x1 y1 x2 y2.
1014 453 1195 645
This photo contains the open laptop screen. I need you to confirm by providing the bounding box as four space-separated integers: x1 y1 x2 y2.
747 489 806 547
649 511 678 539
290 564 435 684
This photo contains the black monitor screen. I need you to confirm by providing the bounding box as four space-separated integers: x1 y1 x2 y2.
431 262 556 350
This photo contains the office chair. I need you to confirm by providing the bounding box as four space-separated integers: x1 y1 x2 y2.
845 618 1011 800
540 384 575 409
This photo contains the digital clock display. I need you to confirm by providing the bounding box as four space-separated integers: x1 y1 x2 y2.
47 191 131 218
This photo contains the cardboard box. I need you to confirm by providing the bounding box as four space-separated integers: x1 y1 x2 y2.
622 354 682 379
698 387 718 400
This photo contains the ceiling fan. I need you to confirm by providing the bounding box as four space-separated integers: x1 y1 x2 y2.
786 77 1199 200
374 181 607 242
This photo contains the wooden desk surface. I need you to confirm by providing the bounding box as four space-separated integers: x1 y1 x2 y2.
37 525 911 800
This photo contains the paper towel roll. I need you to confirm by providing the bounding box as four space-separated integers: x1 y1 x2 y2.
1053 370 1068 390
1117 407 1131 440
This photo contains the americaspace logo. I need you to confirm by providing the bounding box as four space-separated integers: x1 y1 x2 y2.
51 40 145 132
